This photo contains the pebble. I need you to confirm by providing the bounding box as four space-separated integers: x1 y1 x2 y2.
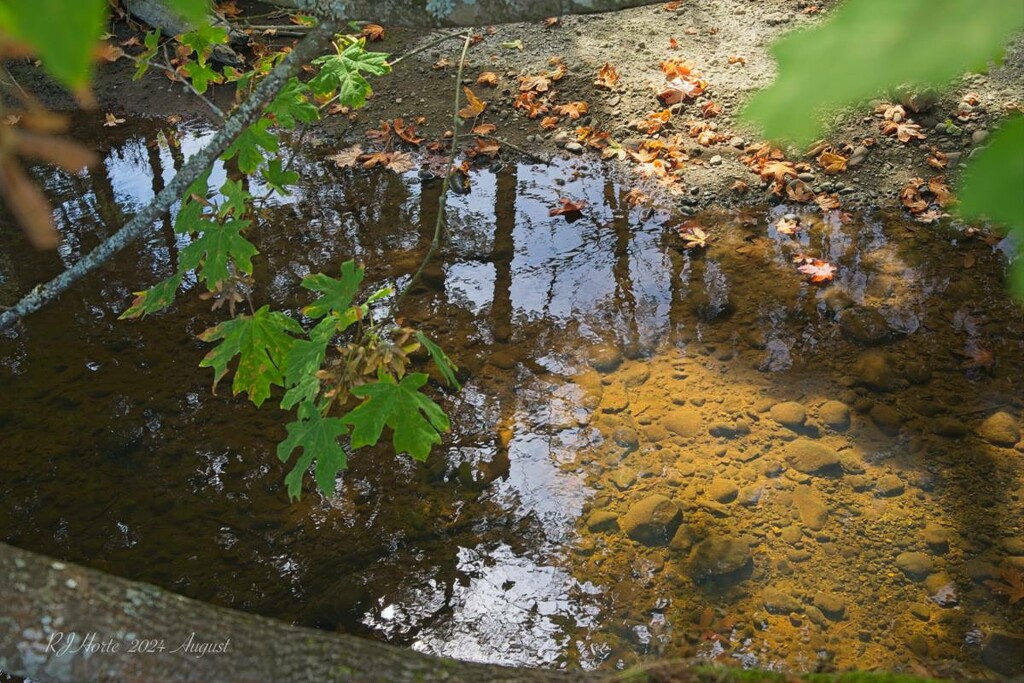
794 485 829 530
786 439 841 475
564 141 584 154
770 401 807 430
553 131 572 144
619 494 682 546
922 522 951 550
813 592 846 620
708 154 722 166
585 509 619 532
688 534 753 581
875 473 904 497
852 351 901 392
869 403 902 436
978 411 1020 447
763 587 802 614
971 129 990 145
895 551 934 579
932 416 967 438
610 469 636 491
663 407 703 438
818 401 850 431
708 479 739 504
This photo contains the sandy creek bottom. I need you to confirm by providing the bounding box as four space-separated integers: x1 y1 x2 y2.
0 120 1022 679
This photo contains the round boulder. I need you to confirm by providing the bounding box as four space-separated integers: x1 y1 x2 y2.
818 400 850 431
770 401 807 430
688 534 753 582
786 439 841 475
839 307 894 345
663 407 703 438
620 494 682 546
979 412 1020 447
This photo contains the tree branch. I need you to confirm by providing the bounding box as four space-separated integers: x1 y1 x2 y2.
0 20 339 331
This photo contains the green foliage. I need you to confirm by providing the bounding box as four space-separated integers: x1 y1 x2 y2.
178 218 258 289
742 0 1024 144
261 158 299 196
119 273 184 319
266 78 320 128
343 372 450 461
959 116 1024 296
181 60 221 94
133 30 162 81
222 117 279 173
309 38 391 107
301 260 365 320
198 305 302 407
0 0 106 89
415 331 460 389
179 23 228 65
277 409 349 500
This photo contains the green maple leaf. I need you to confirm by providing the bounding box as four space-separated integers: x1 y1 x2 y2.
277 408 350 500
342 373 450 461
222 118 278 174
119 272 184 319
309 39 391 107
0 0 107 90
218 179 250 218
281 318 335 410
198 305 303 407
133 29 161 81
415 331 460 389
261 158 299 196
179 218 258 289
180 24 228 66
266 77 319 129
301 260 365 320
181 59 222 93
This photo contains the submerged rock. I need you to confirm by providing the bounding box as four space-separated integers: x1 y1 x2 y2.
587 343 622 373
978 411 1020 447
794 485 829 530
818 400 850 431
786 439 841 475
813 591 846 620
869 403 902 436
688 534 753 581
620 494 682 546
932 416 968 438
896 551 934 579
839 307 895 345
852 351 901 392
585 509 619 532
763 587 802 614
982 631 1024 677
663 407 703 438
770 401 807 430
708 478 739 504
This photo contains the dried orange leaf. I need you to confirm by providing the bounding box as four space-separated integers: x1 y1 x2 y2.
476 71 499 86
458 87 487 119
595 63 620 89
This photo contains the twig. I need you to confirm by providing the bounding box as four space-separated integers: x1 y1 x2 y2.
137 47 226 120
457 132 548 163
388 30 470 68
0 20 339 331
391 33 473 311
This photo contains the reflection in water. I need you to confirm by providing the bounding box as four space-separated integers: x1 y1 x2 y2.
0 117 1022 679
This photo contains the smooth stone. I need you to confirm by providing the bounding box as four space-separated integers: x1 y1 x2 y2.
708 479 739 504
932 416 968 438
709 420 750 438
599 383 629 413
587 343 623 372
786 439 841 475
806 605 829 627
875 473 905 497
610 469 636 491
869 402 902 435
923 522 951 550
978 411 1020 447
770 401 807 430
585 509 619 531
620 363 651 388
763 587 802 614
896 551 934 579
907 634 930 658
620 494 682 546
852 351 901 392
688 534 753 581
818 400 850 431
564 141 584 153
839 307 894 345
663 407 703 438
794 485 829 531
813 592 846 620
981 631 1024 677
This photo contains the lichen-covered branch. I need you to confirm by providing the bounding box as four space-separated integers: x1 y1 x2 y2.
0 542 583 683
0 21 338 332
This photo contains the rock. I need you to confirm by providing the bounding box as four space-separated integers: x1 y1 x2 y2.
922 522 951 550
688 534 753 581
902 360 932 385
708 479 739 504
709 154 722 166
868 403 901 436
909 602 932 621
906 634 930 658
818 401 850 431
564 141 584 154
709 420 750 438
978 411 1020 447
599 383 629 413
620 495 682 546
813 592 846 619
585 509 619 532
896 551 934 579
875 473 904 496
839 307 894 345
610 469 636 491
932 416 967 438
620 363 651 388
981 631 1024 677
587 343 622 372
663 407 702 438
852 351 901 391
971 128 990 145
786 439 841 475
805 605 829 627
794 485 829 530
770 401 807 430
763 587 802 614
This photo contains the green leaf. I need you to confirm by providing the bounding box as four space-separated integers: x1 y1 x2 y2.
261 157 299 196
415 331 460 389
742 0 1024 144
1 0 107 90
198 305 303 407
162 0 210 24
222 118 278 174
218 178 250 218
174 171 210 233
119 273 184 319
266 77 319 129
277 408 350 500
281 318 335 411
180 23 228 65
179 219 258 289
309 39 391 107
343 373 450 461
301 260 365 319
181 59 222 93
133 29 161 81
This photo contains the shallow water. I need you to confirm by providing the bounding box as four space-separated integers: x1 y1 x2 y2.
1 118 1022 679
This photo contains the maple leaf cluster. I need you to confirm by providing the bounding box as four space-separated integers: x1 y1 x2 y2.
900 175 953 223
794 254 837 284
657 59 708 105
875 102 927 143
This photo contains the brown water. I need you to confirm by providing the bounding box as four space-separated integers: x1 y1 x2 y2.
1 119 1023 679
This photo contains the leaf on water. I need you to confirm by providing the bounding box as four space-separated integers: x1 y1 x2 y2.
797 258 836 283
549 197 585 217
384 151 416 173
342 373 450 461
458 87 486 119
277 409 350 500
360 23 385 41
330 144 363 168
678 225 709 249
103 113 125 127
198 305 303 407
775 216 800 235
985 566 1024 605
